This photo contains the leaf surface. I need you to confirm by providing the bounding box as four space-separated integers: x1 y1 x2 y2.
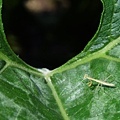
0 0 120 120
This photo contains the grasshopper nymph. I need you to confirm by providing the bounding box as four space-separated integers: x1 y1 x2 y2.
84 74 115 87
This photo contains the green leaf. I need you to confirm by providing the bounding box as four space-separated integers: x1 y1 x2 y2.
0 0 120 120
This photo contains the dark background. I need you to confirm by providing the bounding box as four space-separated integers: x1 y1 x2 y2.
2 0 102 69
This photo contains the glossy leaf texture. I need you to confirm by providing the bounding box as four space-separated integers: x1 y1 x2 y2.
0 0 120 120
